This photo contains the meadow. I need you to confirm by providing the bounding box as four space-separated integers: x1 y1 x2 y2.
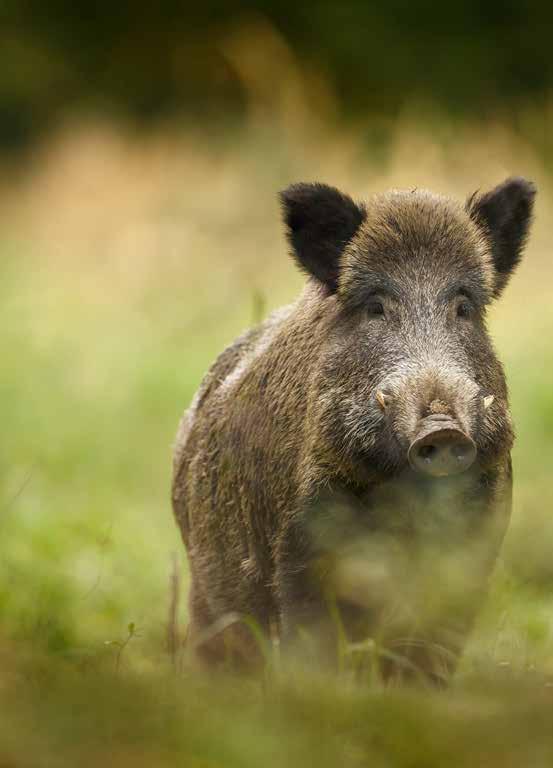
1 104 553 765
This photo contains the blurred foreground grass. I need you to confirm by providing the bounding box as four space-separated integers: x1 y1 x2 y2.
1 114 553 763
4 648 553 767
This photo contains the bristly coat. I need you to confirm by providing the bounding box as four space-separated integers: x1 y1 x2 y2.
172 178 535 681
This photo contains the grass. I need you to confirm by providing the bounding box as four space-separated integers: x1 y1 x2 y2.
1 112 553 764
3 650 553 768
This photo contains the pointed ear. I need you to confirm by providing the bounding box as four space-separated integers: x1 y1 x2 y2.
280 183 366 292
467 177 536 297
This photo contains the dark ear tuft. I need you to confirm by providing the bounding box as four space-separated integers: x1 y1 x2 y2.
280 183 366 292
467 177 536 297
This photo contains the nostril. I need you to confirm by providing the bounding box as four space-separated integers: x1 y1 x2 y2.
451 442 472 464
418 444 437 462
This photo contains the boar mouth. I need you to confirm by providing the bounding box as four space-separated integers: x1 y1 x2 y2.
408 416 476 478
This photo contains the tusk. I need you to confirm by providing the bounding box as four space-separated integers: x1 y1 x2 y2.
376 390 388 410
483 395 495 410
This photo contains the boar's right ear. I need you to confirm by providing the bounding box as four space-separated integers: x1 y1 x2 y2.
467 177 536 297
280 183 366 292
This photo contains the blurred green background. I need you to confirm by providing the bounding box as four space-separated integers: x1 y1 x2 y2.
1 4 553 766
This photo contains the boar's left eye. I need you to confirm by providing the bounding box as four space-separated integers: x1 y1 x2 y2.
456 299 473 319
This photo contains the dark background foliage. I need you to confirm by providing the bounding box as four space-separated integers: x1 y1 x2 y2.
2 0 553 149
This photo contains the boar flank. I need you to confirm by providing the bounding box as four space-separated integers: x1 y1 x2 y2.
172 178 535 684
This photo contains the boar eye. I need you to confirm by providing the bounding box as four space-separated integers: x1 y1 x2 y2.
456 299 473 319
366 300 384 318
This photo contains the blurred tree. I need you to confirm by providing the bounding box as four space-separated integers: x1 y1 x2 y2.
1 0 553 149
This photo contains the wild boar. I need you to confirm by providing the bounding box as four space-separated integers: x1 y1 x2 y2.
172 178 535 683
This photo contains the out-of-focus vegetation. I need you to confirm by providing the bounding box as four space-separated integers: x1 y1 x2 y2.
2 6 553 761
4 650 553 768
2 2 553 153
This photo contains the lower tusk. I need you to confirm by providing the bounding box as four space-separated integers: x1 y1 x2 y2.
376 390 388 410
483 395 495 410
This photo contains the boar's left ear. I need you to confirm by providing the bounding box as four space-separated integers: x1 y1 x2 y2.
467 177 536 297
280 183 366 292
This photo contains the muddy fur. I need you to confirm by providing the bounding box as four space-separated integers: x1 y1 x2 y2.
172 178 535 682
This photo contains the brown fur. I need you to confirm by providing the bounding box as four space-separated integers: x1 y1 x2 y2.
172 179 535 682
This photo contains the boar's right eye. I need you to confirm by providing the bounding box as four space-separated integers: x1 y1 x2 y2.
366 300 385 318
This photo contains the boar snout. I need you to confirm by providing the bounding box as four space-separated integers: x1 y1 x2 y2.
408 417 476 477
